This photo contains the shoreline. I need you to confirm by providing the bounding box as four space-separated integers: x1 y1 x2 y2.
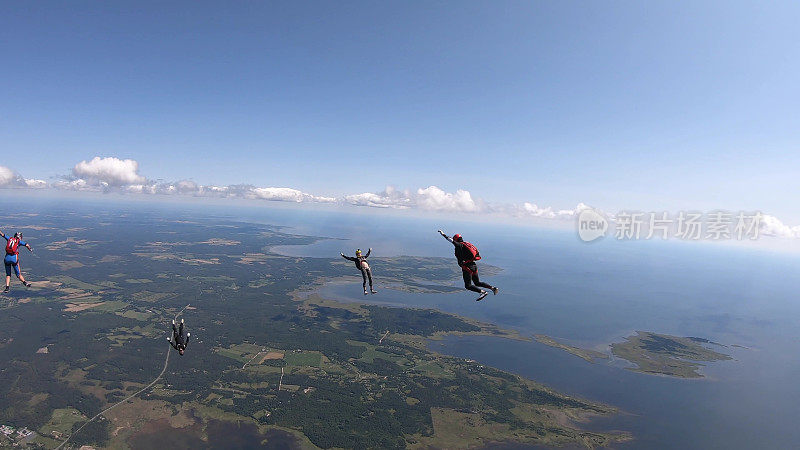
290 276 633 444
291 277 531 343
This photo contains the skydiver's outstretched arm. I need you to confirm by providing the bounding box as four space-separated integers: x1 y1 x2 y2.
365 248 371 258
438 230 455 245
340 253 357 262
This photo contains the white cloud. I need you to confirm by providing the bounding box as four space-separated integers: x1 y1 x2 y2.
0 167 49 189
247 187 335 203
0 166 18 186
0 166 35 188
52 178 92 191
522 202 556 218
345 186 413 209
125 184 155 194
346 192 400 208
760 214 800 239
204 185 230 195
24 179 47 189
169 180 201 195
73 156 145 186
345 185 482 212
519 201 591 219
125 180 232 197
416 186 480 212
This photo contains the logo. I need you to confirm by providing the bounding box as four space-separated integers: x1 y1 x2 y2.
577 207 608 242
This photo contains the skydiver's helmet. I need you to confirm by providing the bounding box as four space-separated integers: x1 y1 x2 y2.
453 234 463 242
355 249 362 256
14 232 21 239
178 344 185 356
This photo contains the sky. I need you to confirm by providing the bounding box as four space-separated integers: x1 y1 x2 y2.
1 1 799 225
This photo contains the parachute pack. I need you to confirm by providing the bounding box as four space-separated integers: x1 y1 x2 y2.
461 241 481 263
5 238 19 255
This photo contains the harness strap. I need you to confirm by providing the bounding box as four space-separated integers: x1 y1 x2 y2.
459 260 477 275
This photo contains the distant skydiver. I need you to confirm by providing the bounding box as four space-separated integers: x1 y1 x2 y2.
438 230 498 301
341 248 377 295
1 230 32 293
168 318 190 356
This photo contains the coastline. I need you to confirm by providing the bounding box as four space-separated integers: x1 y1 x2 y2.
289 276 632 447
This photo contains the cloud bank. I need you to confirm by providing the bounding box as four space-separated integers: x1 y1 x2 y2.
3 156 799 239
344 186 482 212
0 165 48 189
29 155 587 218
40 157 340 204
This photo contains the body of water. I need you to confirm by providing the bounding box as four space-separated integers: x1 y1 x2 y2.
269 209 800 449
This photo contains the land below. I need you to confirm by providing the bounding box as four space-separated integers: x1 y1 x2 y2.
0 212 629 449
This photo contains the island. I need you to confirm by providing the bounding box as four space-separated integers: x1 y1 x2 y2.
534 331 734 379
610 331 733 378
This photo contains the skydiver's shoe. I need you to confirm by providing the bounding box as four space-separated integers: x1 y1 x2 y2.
172 319 176 325
491 287 499 295
364 289 369 295
3 286 8 293
371 289 378 294
476 291 489 302
181 318 184 324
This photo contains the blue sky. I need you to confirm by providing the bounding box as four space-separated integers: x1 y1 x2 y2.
2 1 799 221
